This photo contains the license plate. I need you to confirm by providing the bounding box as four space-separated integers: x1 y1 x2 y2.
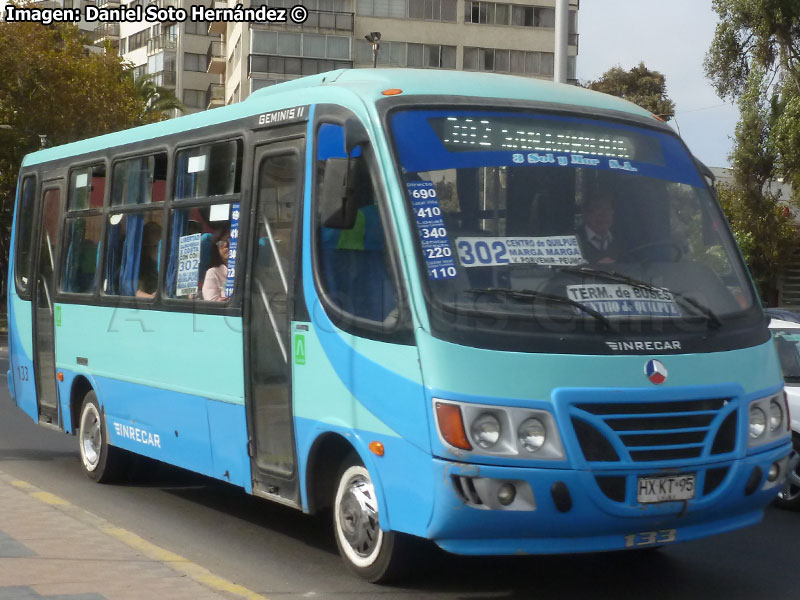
637 474 695 503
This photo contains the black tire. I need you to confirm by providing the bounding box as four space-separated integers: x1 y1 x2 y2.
332 455 411 583
77 391 129 483
775 436 800 511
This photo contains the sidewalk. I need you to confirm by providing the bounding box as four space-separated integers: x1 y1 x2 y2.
0 471 267 600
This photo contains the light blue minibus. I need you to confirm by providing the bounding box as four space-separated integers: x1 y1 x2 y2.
6 69 792 581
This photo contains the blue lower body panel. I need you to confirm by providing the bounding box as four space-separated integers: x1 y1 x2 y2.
60 371 252 492
428 443 790 555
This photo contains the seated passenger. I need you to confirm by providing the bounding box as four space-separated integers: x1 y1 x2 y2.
136 221 162 298
202 228 230 301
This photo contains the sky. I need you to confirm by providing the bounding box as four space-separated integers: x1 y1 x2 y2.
0 0 737 167
576 0 738 168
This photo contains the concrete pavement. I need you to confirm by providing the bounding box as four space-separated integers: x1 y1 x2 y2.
0 333 268 600
0 470 268 600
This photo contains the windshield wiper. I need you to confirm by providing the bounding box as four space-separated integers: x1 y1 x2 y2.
465 287 611 330
555 266 722 329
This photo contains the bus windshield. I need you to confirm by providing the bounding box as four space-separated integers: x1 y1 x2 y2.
389 108 756 340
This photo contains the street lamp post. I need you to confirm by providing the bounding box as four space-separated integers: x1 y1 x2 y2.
364 32 381 68
0 124 49 148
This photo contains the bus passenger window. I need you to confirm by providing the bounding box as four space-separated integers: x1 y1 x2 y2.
111 153 167 206
314 122 398 326
62 215 103 294
166 204 239 300
103 211 165 297
15 176 36 291
69 164 105 210
174 140 242 199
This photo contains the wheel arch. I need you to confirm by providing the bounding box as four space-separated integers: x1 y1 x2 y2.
69 375 96 435
304 431 387 523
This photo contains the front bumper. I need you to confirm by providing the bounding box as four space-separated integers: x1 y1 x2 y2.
428 442 790 555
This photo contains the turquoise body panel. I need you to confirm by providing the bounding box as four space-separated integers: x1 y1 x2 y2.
417 329 782 401
54 304 245 404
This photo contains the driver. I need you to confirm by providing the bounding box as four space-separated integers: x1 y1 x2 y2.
577 195 621 264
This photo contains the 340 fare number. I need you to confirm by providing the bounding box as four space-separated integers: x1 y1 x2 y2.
420 226 448 240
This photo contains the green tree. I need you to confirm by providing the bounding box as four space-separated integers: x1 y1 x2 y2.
133 74 187 125
704 0 800 301
584 62 676 121
0 17 154 288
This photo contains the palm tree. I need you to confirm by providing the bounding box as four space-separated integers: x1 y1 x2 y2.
132 73 186 125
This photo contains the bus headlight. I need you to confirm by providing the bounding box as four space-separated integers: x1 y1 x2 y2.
768 399 783 432
433 399 565 460
471 413 501 449
748 393 790 448
749 406 766 439
518 418 546 453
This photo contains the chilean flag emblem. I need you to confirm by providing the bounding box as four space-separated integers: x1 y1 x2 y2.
644 359 668 384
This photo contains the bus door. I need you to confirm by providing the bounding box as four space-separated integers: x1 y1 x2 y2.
32 184 63 427
245 136 305 505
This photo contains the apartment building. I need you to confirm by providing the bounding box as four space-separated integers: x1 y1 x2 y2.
117 0 578 113
119 0 224 114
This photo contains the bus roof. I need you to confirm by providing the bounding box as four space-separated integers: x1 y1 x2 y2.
22 68 656 168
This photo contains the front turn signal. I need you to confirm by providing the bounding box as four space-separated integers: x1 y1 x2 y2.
435 402 472 450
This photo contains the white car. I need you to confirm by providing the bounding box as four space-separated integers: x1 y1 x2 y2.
769 318 800 510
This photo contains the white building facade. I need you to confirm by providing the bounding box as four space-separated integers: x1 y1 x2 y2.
118 0 578 112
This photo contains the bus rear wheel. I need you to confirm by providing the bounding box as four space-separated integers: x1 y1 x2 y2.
332 457 409 583
78 391 128 483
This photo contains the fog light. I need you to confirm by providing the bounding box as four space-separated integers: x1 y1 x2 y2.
749 406 766 439
767 463 781 482
497 482 516 506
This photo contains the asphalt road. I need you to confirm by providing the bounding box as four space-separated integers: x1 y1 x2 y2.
0 351 797 599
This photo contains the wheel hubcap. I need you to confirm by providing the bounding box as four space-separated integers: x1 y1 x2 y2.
778 449 800 502
80 406 102 471
338 475 380 558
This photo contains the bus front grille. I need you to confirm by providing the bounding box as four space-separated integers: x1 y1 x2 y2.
571 397 735 464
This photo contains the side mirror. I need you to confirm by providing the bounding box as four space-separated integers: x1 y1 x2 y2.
344 118 370 156
319 158 358 229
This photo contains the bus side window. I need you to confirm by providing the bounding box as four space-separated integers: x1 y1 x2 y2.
164 140 243 301
62 164 106 295
14 176 37 292
62 215 103 294
314 122 399 327
103 212 165 298
166 205 238 300
102 154 168 298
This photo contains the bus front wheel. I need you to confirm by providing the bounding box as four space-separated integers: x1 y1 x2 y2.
332 457 409 583
776 435 800 511
78 391 128 483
